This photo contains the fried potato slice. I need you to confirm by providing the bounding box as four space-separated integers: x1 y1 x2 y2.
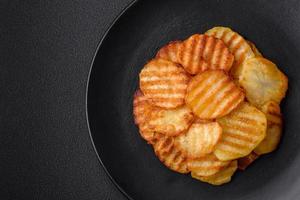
254 101 282 155
153 135 189 173
175 122 222 158
185 70 245 119
214 102 267 161
133 90 158 143
192 160 238 185
238 152 259 170
238 57 288 106
188 154 231 177
148 106 194 136
140 58 190 108
177 34 234 74
205 27 255 78
156 41 182 63
247 40 262 56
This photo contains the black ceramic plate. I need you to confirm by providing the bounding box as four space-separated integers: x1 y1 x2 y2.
87 0 300 199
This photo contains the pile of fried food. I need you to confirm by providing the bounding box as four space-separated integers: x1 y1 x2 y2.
133 27 288 185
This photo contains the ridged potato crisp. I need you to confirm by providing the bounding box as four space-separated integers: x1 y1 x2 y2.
133 26 288 185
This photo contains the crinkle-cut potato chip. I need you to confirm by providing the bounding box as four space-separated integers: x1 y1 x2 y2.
188 154 230 177
133 90 152 125
140 58 190 108
148 106 194 136
192 160 238 185
177 34 234 74
133 90 158 143
214 102 267 161
238 152 259 170
254 101 282 155
205 27 255 78
156 41 182 63
185 70 245 119
175 122 222 158
247 40 262 57
238 57 288 106
153 135 189 173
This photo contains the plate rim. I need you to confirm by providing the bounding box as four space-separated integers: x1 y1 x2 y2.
85 0 138 199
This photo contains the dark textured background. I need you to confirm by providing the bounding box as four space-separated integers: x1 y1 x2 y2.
0 0 131 199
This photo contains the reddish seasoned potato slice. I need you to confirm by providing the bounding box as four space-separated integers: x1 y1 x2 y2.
156 41 182 63
178 34 234 74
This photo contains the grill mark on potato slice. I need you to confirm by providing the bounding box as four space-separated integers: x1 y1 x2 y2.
214 102 267 161
156 41 182 63
254 101 283 155
206 27 255 79
186 70 244 119
140 58 189 108
188 154 230 177
153 135 189 173
178 34 233 74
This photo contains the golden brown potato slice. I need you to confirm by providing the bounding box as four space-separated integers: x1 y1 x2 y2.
148 106 194 136
140 58 190 108
185 70 244 119
156 41 182 63
254 101 282 155
214 102 267 161
247 40 262 56
205 27 255 78
177 34 234 74
238 57 288 106
133 90 158 143
191 160 238 185
188 154 230 177
238 152 259 170
175 122 222 158
153 135 189 173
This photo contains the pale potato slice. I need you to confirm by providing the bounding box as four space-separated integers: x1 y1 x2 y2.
153 135 189 173
238 152 259 170
192 160 238 185
177 34 234 74
175 122 222 158
188 154 230 177
247 40 262 56
140 58 190 108
254 101 282 155
205 27 255 78
148 106 194 136
156 41 182 63
185 70 244 119
214 102 267 161
238 57 288 106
